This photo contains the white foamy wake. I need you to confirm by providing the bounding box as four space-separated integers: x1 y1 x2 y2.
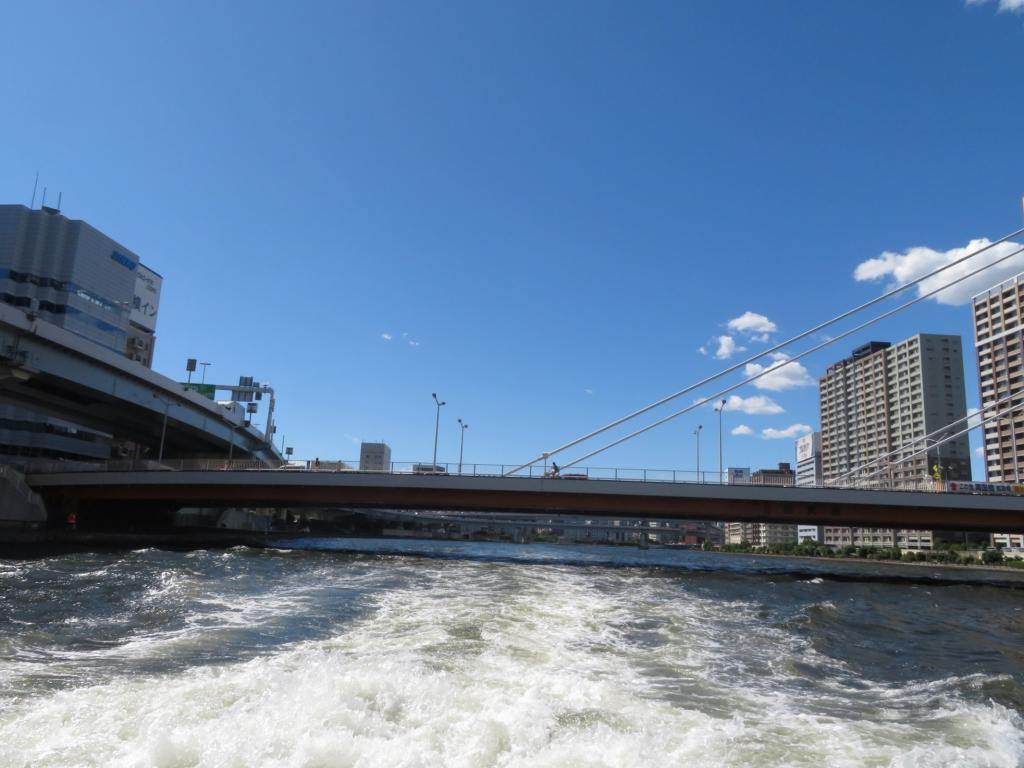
0 562 1021 767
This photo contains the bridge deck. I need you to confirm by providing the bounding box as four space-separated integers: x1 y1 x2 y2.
27 470 1024 532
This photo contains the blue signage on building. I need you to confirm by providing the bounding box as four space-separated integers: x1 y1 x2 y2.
110 250 137 270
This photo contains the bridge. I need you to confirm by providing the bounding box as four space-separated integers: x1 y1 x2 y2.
8 226 1024 540
25 463 1024 533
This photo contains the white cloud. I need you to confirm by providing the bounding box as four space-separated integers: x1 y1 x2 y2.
967 407 982 429
381 333 393 341
584 388 593 395
408 340 420 347
853 238 1024 306
751 333 771 344
728 311 778 336
697 346 708 355
967 0 1024 13
744 353 816 391
762 424 812 440
714 335 745 359
731 424 753 436
720 397 782 415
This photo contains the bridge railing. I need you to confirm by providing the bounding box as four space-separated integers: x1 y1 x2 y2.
15 457 951 493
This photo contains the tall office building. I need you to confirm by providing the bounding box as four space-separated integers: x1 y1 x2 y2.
972 274 1024 549
795 432 822 487
0 204 161 362
0 204 162 460
819 335 970 550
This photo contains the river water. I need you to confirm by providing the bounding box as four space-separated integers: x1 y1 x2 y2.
1 540 1023 767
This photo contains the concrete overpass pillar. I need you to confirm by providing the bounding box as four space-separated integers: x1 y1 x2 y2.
0 465 47 529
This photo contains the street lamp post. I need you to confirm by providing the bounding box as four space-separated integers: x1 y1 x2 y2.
432 393 446 471
693 425 703 482
924 434 948 484
458 418 469 474
152 394 170 462
716 399 727 483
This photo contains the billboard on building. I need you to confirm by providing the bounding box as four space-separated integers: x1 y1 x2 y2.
727 467 751 484
796 433 816 462
131 264 162 332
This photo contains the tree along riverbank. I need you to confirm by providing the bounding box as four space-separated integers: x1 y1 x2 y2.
706 542 1024 571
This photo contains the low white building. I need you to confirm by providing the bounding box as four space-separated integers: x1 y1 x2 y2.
796 433 823 542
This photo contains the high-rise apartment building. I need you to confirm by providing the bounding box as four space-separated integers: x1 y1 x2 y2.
972 274 1024 483
0 204 162 460
820 336 970 486
819 334 970 550
972 274 1024 550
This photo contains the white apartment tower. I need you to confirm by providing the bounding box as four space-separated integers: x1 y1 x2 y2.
972 275 1024 549
973 275 1024 482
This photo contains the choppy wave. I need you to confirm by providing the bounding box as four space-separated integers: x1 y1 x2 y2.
0 546 1022 767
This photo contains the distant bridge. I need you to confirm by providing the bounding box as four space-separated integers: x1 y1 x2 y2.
26 465 1024 532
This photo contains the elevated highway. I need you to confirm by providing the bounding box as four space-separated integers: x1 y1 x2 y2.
0 304 279 463
26 468 1024 532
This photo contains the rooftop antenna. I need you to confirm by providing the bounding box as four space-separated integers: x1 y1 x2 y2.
41 187 47 208
30 172 39 208
56 191 62 211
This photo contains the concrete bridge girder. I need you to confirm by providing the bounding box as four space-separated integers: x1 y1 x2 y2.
26 471 1024 534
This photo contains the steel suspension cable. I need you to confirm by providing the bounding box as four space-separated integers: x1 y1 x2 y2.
505 226 1024 476
828 388 1022 486
556 243 1024 471
851 397 1024 485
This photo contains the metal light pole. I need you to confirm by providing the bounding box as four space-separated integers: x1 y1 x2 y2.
716 399 726 483
458 418 468 474
924 434 947 483
432 393 446 471
153 394 170 462
693 425 703 482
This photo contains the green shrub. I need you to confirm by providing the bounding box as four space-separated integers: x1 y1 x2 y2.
982 549 1004 565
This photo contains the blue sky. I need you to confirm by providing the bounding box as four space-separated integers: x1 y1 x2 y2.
2 1 1022 475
